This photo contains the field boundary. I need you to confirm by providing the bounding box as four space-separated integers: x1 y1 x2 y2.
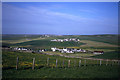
4 56 119 70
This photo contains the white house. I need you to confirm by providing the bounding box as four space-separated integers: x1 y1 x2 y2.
51 47 57 52
93 51 104 54
18 48 21 50
21 48 27 51
64 39 69 41
61 50 74 53
66 50 74 53
14 47 28 51
51 39 57 41
63 48 67 52
39 49 45 52
77 39 80 41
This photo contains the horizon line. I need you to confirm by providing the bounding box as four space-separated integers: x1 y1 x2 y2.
1 33 119 35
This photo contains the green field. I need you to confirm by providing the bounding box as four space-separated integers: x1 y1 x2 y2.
2 50 120 78
3 66 119 78
14 39 85 49
2 34 120 79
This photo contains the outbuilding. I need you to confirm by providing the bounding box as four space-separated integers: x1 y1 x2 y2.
93 51 104 54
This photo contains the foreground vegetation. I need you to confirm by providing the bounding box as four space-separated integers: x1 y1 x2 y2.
3 66 119 78
2 50 120 79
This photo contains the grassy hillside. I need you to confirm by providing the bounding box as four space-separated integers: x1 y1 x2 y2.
55 35 119 45
2 50 120 78
2 34 119 60
91 51 120 59
2 34 119 45
3 66 119 78
2 34 120 78
14 39 85 49
2 34 42 40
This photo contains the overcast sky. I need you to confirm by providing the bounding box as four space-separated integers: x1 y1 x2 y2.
2 2 118 35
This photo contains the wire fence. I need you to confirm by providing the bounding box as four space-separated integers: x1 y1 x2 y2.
12 57 120 70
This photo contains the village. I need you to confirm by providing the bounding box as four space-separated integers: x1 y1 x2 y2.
51 47 86 53
50 38 80 42
11 47 104 55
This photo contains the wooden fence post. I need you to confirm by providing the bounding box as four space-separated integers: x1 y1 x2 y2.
112 60 114 66
56 59 57 68
16 57 19 70
47 57 49 66
32 58 35 70
100 60 102 66
79 60 81 67
84 60 86 66
68 60 70 68
63 60 64 68
74 60 76 67
97 60 99 65
118 61 120 65
106 60 108 66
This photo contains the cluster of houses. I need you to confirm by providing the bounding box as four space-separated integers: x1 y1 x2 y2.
51 47 104 54
50 38 80 42
44 35 50 37
51 47 86 53
38 49 46 52
12 47 104 54
13 47 46 53
13 47 29 51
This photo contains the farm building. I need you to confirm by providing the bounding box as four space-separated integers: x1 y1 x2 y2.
93 51 104 54
14 47 28 51
51 47 57 52
38 49 46 52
